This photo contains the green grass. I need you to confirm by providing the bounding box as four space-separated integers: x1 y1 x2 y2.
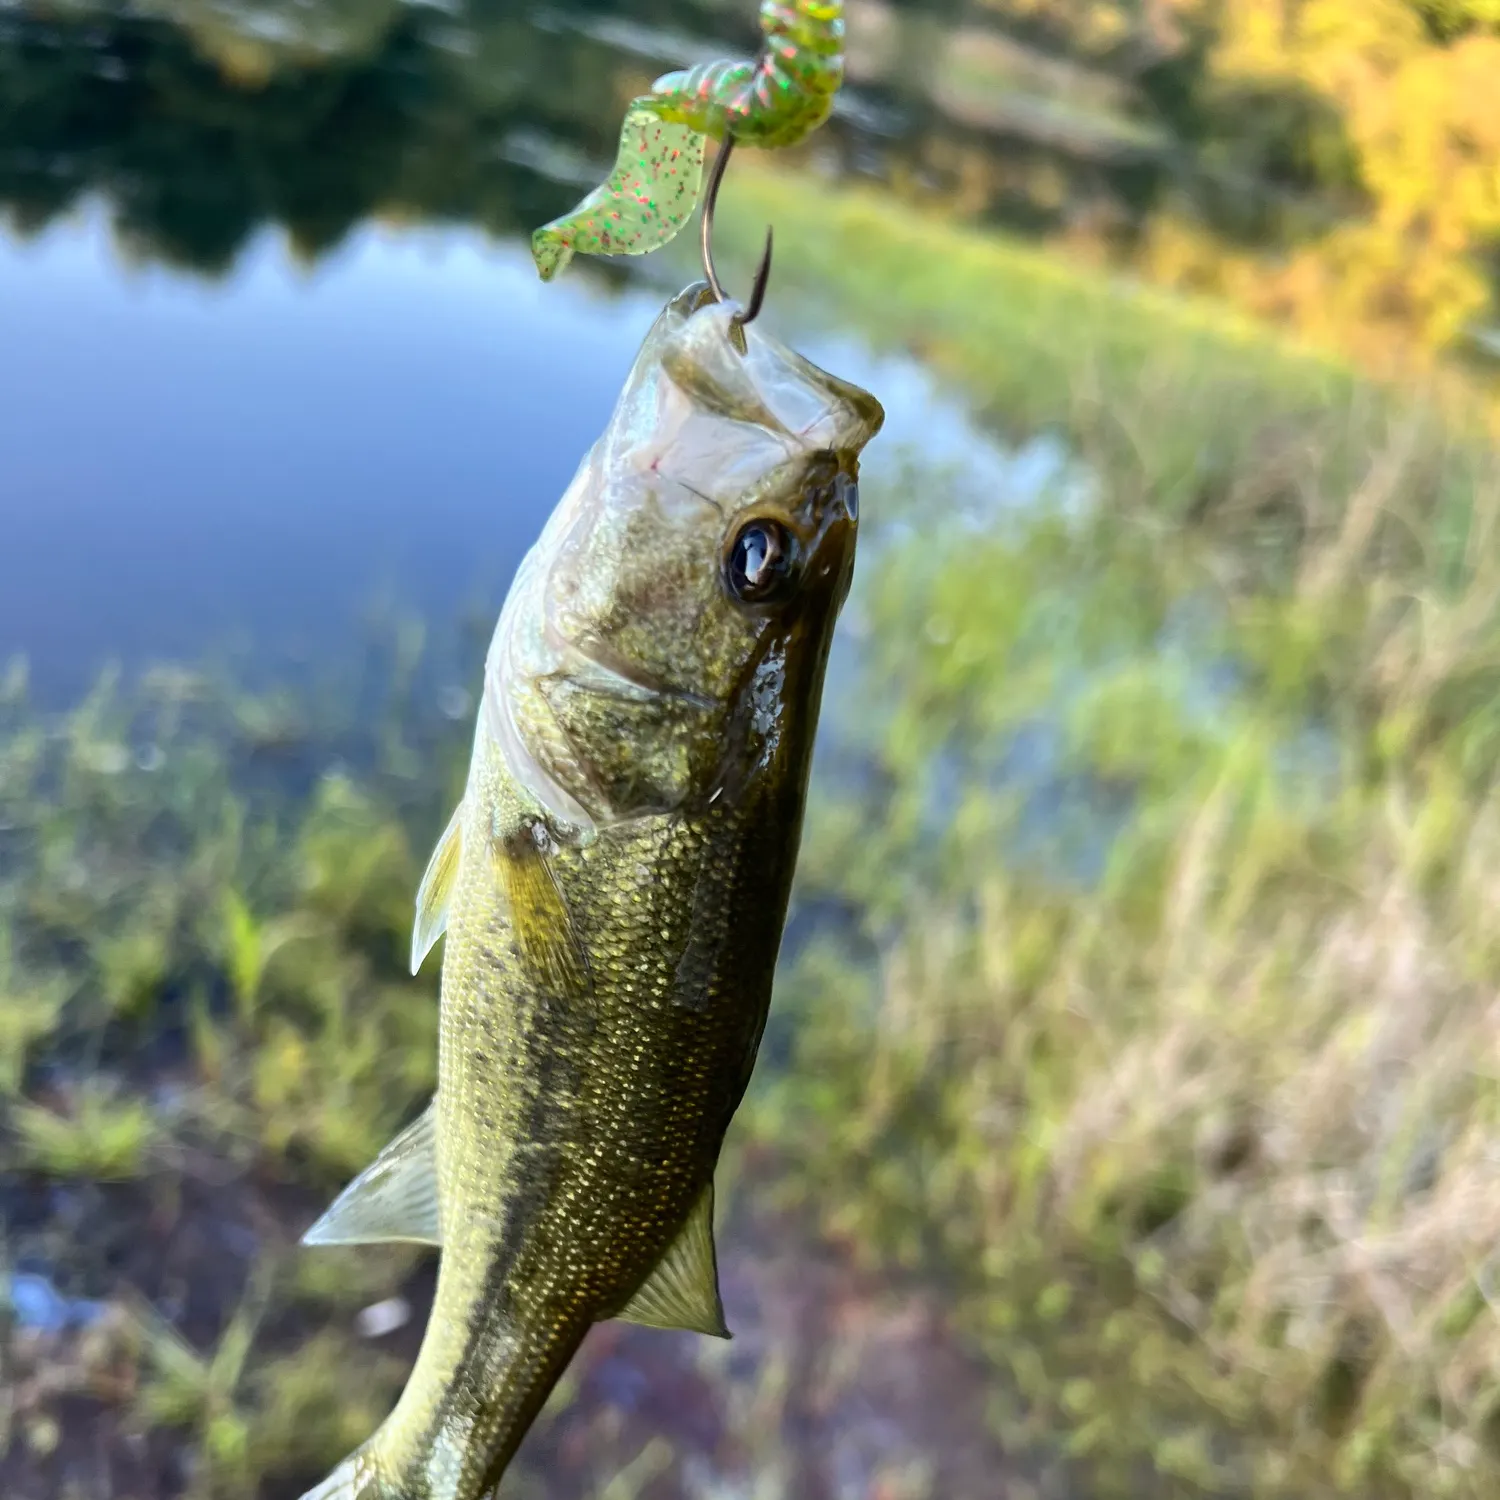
12 1087 159 1181
131 1264 270 1495
5 186 1500 1496
712 163 1352 411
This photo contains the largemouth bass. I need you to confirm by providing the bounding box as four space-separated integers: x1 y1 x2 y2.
298 279 883 1500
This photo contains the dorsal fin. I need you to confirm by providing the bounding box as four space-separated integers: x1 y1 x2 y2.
615 1181 729 1339
301 1102 441 1247
412 803 464 975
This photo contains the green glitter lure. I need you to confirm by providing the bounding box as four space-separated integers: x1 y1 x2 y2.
531 0 844 282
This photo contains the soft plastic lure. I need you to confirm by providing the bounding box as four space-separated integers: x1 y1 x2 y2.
532 0 844 282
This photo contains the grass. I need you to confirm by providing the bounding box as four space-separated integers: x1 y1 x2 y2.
11 1088 159 1181
710 161 1353 419
718 174 1500 1496
5 183 1500 1496
130 1262 272 1496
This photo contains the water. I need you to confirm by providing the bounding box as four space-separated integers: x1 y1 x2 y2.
1 216 635 700
0 206 1025 709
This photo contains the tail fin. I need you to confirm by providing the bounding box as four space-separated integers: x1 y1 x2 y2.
298 1455 366 1500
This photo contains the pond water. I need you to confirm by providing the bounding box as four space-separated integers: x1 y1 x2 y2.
2 217 619 700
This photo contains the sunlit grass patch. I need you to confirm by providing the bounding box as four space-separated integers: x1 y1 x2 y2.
247 1327 408 1487
714 163 1351 425
12 1086 159 1181
0 930 70 1096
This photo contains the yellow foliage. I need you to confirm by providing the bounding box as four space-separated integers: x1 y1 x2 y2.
1123 0 1500 364
988 0 1500 364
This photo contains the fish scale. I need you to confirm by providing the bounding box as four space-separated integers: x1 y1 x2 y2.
392 802 756 1493
296 282 882 1500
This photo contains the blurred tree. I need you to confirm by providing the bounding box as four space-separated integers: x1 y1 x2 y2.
960 0 1500 364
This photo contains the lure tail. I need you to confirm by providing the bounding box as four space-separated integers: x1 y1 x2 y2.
532 106 707 282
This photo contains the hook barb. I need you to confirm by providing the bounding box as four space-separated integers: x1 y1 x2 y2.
700 134 774 329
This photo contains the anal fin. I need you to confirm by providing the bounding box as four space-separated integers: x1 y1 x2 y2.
615 1181 729 1339
301 1101 441 1248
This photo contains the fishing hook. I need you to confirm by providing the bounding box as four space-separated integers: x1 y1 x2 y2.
701 134 774 328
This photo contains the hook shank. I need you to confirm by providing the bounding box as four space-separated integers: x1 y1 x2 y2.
700 134 774 328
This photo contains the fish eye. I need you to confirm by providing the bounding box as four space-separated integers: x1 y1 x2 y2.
725 519 797 605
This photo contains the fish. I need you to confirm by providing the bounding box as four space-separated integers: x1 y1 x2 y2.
297 278 883 1500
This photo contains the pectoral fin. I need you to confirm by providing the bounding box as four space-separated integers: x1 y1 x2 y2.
411 803 464 976
301 1102 441 1247
493 826 593 1002
615 1182 729 1338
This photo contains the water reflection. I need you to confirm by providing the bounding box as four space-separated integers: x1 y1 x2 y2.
0 213 642 701
0 200 1021 703
0 0 1239 283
